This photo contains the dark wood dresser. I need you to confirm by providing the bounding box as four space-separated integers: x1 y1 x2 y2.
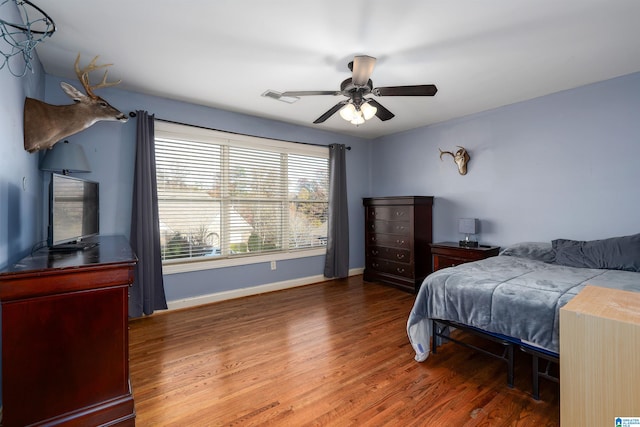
363 196 433 293
0 235 137 427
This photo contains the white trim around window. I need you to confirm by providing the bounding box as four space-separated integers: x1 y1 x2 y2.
154 121 329 274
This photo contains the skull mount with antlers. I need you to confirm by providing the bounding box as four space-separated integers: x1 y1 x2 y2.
439 146 470 175
23 53 128 153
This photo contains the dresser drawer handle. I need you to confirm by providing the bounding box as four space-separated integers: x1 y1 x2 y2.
396 267 405 273
395 226 406 232
396 240 405 245
395 211 405 217
371 250 379 256
396 254 405 260
372 262 380 268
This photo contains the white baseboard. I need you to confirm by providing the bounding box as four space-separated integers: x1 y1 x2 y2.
166 267 364 311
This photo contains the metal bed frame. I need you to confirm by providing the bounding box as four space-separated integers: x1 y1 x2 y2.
431 319 559 400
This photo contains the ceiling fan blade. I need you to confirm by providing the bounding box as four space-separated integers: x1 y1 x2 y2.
282 90 341 97
313 101 348 124
373 84 438 97
366 99 395 121
352 55 376 86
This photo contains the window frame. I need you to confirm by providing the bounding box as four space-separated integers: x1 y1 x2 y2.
154 121 329 275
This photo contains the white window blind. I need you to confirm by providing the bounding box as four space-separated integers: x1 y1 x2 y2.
154 121 329 265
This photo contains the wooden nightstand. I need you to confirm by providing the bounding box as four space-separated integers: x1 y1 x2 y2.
430 241 500 271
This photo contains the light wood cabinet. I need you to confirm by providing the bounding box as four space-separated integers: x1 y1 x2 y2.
560 285 640 427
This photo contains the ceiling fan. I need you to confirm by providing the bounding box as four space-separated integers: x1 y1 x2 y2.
282 55 437 125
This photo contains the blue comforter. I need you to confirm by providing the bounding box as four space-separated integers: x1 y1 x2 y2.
407 252 640 361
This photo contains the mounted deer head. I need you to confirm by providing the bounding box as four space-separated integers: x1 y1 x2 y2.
23 54 128 153
439 146 470 175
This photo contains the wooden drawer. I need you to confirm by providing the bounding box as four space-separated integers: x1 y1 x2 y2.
366 233 411 249
430 242 500 272
367 258 415 279
367 246 411 263
367 219 411 235
367 205 411 221
433 255 463 270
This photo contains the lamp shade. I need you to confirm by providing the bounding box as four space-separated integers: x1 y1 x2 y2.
339 103 357 121
39 140 91 174
350 112 365 125
360 101 377 120
458 218 479 234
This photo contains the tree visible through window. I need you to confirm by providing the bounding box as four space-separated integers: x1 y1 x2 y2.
154 122 329 264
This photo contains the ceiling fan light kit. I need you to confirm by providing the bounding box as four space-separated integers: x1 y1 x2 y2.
339 101 377 125
279 55 437 127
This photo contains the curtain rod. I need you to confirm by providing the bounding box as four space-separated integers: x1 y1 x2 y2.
128 112 351 150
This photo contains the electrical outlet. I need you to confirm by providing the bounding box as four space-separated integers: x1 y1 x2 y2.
270 260 277 270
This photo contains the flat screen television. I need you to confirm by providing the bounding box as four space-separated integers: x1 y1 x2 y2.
48 173 100 249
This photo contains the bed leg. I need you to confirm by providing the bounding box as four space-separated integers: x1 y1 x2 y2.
520 346 558 400
507 344 514 388
532 354 540 400
431 319 438 354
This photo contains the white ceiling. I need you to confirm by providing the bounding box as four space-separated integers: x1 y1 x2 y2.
29 0 640 139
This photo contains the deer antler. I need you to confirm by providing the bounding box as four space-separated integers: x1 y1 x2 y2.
74 53 122 99
439 148 454 160
439 146 471 175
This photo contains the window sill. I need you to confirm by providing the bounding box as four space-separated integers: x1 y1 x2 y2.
162 248 326 275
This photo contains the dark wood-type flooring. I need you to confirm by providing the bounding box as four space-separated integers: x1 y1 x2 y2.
129 275 559 426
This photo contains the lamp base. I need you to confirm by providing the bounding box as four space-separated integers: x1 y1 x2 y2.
459 240 479 248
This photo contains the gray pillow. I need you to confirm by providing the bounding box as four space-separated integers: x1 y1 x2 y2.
552 233 640 272
499 242 556 263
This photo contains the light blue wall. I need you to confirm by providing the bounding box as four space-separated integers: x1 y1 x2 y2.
6 59 640 304
0 5 46 270
370 72 640 247
44 75 370 301
0 0 47 409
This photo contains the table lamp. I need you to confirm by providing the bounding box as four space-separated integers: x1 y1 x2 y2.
459 218 479 248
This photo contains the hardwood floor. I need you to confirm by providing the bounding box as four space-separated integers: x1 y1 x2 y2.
129 276 559 426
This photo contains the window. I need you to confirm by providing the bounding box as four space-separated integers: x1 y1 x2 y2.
154 121 329 269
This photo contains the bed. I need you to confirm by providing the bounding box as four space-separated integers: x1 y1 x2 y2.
406 235 640 397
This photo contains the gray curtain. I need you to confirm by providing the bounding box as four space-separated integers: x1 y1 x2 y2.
324 144 349 278
129 110 168 317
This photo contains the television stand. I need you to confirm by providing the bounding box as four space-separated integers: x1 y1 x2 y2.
0 235 136 426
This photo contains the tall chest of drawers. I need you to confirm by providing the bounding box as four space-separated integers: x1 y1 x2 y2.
363 196 433 293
